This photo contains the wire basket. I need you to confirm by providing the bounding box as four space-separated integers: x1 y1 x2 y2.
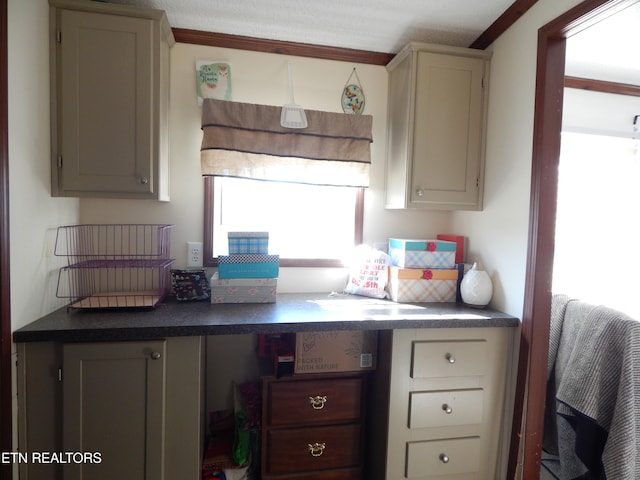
55 224 174 309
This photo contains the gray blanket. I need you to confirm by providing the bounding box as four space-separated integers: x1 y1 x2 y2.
548 294 640 479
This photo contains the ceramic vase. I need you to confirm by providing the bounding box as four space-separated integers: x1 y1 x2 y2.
460 262 493 308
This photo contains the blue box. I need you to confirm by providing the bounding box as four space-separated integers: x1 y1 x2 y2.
388 238 457 269
228 231 269 254
217 254 279 279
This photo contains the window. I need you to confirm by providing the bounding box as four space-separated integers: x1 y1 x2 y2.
203 176 364 267
552 131 640 319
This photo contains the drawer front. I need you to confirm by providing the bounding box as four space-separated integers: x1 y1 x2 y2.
411 340 487 378
406 436 481 478
409 388 484 428
267 377 363 426
262 468 361 480
266 424 361 474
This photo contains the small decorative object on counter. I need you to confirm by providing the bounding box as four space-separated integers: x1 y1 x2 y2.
171 269 210 301
460 262 493 308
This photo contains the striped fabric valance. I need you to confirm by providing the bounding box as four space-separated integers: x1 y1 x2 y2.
200 99 373 187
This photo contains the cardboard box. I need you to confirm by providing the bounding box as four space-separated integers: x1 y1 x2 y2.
217 254 279 278
228 231 269 254
294 330 378 374
388 238 456 269
210 274 277 303
387 266 458 303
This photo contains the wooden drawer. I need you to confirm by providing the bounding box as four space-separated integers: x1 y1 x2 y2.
406 436 481 478
262 467 362 480
265 423 362 474
409 388 484 429
411 340 487 378
266 376 363 426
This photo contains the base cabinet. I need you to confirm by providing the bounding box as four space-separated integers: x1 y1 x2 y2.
17 337 205 480
383 327 513 480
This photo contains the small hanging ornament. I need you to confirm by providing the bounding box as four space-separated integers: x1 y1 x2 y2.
341 67 365 115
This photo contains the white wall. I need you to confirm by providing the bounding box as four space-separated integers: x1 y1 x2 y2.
451 0 583 318
79 42 451 293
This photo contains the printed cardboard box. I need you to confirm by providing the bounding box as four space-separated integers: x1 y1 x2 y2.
217 254 279 278
228 231 269 254
388 238 456 269
387 266 458 303
295 330 378 374
210 274 277 303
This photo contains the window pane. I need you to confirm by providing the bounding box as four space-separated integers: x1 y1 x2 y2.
212 177 358 260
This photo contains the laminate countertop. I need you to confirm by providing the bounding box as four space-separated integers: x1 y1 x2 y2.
13 292 519 342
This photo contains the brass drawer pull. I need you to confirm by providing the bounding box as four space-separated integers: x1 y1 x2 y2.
309 395 327 410
439 453 450 464
442 403 453 414
308 442 326 457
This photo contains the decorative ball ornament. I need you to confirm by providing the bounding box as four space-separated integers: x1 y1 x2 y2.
460 262 493 308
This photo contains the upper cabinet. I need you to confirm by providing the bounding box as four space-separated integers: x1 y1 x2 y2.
49 0 174 201
384 42 490 210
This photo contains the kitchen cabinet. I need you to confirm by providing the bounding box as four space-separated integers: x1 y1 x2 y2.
384 42 490 210
49 0 173 200
261 372 367 480
382 327 513 479
17 336 205 480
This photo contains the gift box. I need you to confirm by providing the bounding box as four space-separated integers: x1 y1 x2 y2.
228 231 269 255
388 238 456 269
210 273 277 303
294 330 378 374
217 254 279 279
387 266 458 303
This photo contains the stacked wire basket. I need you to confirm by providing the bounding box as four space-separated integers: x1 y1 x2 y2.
55 224 174 309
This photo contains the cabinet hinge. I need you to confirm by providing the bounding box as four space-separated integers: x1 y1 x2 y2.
58 155 62 168
476 178 479 188
58 367 62 382
56 31 62 43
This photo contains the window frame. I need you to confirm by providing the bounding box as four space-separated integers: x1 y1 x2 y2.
203 176 364 268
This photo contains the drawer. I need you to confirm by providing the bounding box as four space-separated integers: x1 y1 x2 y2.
409 388 484 429
406 436 481 478
265 423 361 474
261 467 361 480
411 340 487 378
267 376 363 426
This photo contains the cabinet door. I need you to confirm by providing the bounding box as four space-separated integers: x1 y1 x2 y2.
56 9 154 195
410 52 486 209
63 341 166 480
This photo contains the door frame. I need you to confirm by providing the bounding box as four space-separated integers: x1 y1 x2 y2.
508 0 639 478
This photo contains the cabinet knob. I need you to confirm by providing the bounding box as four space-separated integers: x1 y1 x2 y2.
150 352 161 360
309 395 327 410
442 403 453 414
139 176 149 185
445 353 456 364
439 453 450 464
308 442 326 457
415 187 424 197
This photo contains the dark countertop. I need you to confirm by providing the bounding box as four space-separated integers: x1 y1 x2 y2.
13 293 520 342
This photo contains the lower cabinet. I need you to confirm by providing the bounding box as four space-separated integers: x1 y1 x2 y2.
383 327 514 480
261 372 367 479
17 337 205 480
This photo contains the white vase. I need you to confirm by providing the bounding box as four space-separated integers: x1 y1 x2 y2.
460 262 493 307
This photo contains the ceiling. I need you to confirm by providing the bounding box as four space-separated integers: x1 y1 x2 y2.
109 0 638 84
107 0 515 53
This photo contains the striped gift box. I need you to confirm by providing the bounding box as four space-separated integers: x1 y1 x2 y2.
387 266 458 303
388 238 457 269
228 231 269 254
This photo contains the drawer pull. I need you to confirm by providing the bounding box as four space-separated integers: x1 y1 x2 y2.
442 403 453 414
309 395 327 410
308 442 326 457
439 453 450 464
445 353 456 364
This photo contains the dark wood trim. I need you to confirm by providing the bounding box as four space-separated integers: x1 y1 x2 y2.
565 75 640 96
470 0 539 49
510 1 639 478
173 28 395 66
0 0 11 476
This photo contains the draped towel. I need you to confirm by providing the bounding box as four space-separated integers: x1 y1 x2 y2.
201 99 373 187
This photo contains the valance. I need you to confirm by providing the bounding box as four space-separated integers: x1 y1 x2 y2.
200 99 373 187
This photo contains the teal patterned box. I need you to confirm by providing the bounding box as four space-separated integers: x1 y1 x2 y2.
388 238 456 269
217 254 279 279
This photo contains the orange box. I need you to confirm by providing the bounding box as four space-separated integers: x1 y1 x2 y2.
294 330 378 374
